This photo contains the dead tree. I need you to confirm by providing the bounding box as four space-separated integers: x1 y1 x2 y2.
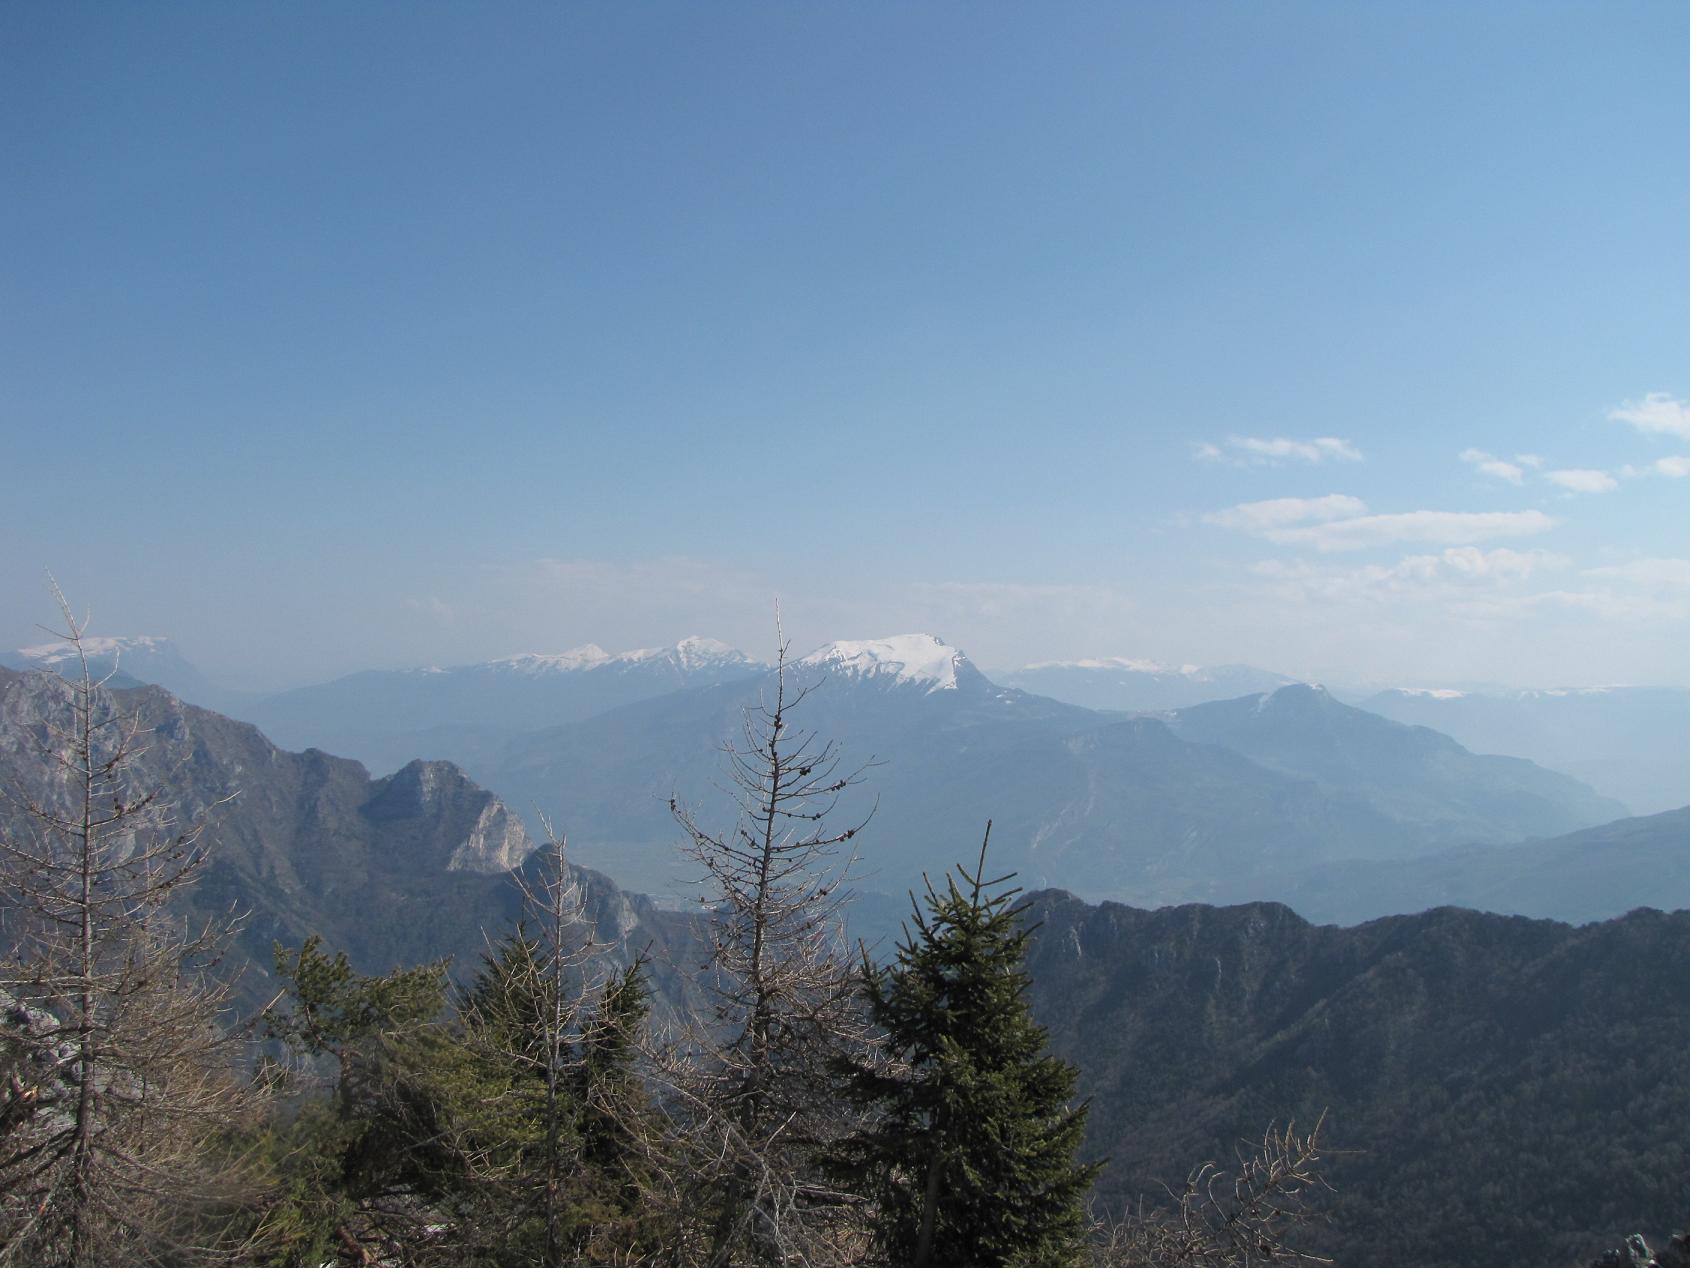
1088 1117 1336 1268
666 632 875 1267
0 586 256 1267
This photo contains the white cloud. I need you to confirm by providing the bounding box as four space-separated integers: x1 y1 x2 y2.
1585 558 1690 590
1203 494 1367 532
1458 448 1524 485
1245 548 1567 608
1609 392 1690 438
1264 509 1558 552
1194 436 1363 466
1515 453 1545 470
1438 546 1562 580
1621 455 1690 479
1544 468 1618 494
1253 546 1559 589
1525 588 1690 623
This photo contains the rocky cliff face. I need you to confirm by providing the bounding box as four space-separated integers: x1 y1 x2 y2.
359 758 534 873
0 666 686 1005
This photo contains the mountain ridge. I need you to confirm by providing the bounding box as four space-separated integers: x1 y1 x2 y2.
470 663 1624 908
1020 889 1690 1268
0 666 684 1006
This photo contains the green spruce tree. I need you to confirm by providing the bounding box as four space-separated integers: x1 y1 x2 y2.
833 826 1101 1268
457 925 662 1265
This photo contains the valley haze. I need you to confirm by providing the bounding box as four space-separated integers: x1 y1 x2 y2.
8 629 1685 925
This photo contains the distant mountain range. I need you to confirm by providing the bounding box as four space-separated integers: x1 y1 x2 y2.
18 633 1684 823
242 636 767 774
1234 804 1690 926
457 635 1627 907
9 630 1675 926
1020 891 1690 1268
1362 685 1690 815
1161 684 1623 848
1002 657 1302 711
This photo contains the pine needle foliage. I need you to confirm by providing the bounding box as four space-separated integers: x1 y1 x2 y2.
833 827 1102 1268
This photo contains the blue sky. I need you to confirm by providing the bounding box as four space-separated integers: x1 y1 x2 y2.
3 3 1687 688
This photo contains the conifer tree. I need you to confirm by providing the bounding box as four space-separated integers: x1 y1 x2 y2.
456 921 661 1265
833 826 1101 1268
262 833 663 1267
259 936 463 1265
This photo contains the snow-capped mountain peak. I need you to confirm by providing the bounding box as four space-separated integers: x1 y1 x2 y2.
617 636 758 672
485 645 613 674
797 633 972 693
12 634 176 668
675 635 758 671
480 638 758 677
2 634 218 704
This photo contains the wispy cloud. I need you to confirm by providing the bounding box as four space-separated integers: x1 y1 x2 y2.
1263 509 1558 552
1206 491 1558 553
1620 456 1690 479
1585 558 1690 590
1525 588 1690 623
1609 392 1690 439
1245 548 1686 644
1250 547 1565 602
1544 468 1618 494
1202 494 1367 532
1194 436 1362 466
1438 545 1563 580
1459 448 1524 485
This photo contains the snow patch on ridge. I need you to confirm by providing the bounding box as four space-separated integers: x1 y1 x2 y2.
15 635 175 666
480 638 757 676
799 633 967 692
617 636 755 671
487 645 613 674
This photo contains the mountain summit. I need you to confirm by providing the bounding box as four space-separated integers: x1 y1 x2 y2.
2 634 218 703
797 633 979 693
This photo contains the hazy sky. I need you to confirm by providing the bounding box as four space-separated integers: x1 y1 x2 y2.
4 3 1687 690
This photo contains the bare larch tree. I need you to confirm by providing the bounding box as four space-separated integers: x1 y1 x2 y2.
667 632 876 1267
1088 1117 1336 1268
0 586 255 1267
